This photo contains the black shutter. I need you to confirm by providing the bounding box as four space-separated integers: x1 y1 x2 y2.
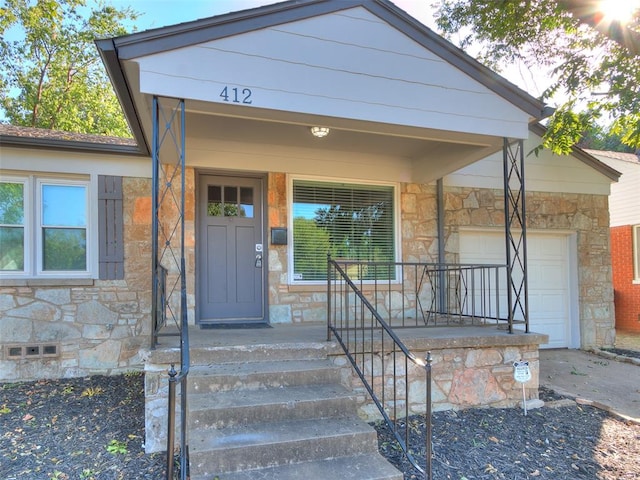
98 175 124 280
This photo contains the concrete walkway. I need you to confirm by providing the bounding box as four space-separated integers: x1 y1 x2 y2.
540 348 640 423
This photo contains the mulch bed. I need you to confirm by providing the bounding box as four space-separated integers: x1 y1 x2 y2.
601 347 640 360
1 373 639 480
0 373 165 480
374 392 640 480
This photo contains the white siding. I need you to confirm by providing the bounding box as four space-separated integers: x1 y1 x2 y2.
589 153 640 227
444 133 613 195
135 7 531 139
0 147 151 178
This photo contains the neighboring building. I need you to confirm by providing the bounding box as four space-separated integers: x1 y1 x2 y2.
586 150 640 332
0 0 618 382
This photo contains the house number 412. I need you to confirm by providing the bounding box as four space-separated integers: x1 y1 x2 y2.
220 86 252 104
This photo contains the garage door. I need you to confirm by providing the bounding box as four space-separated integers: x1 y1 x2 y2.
459 231 571 348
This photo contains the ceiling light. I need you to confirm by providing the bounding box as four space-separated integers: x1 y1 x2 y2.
309 126 330 138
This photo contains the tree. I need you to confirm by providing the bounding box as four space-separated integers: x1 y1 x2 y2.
433 0 640 154
0 0 138 136
578 122 636 152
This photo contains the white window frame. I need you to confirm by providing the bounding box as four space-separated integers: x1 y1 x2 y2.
287 174 401 285
0 174 96 279
0 176 30 275
633 224 640 283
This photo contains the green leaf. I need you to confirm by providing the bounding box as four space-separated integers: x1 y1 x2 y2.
0 0 139 137
434 0 640 151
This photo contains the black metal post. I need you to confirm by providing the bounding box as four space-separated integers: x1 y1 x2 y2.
327 252 332 341
502 138 529 333
436 179 446 314
151 96 160 348
178 101 189 480
166 365 177 480
425 351 433 480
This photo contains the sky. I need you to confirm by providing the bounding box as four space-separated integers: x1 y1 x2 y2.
108 0 438 31
98 0 545 96
0 0 546 123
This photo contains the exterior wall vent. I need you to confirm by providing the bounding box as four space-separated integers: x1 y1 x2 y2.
5 344 59 359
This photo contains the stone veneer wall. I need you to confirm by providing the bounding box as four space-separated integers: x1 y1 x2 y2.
335 343 540 420
441 187 615 348
1 172 614 382
266 176 615 348
0 177 153 381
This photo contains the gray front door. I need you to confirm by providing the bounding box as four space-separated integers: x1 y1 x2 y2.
198 175 264 322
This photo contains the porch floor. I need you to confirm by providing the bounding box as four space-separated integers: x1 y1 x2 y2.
152 322 546 353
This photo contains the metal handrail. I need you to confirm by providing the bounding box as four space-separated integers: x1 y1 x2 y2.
327 255 433 479
327 259 517 330
166 259 190 480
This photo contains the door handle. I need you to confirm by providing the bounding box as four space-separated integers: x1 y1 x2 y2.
255 254 262 268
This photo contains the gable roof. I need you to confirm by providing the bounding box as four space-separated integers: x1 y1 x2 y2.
96 0 549 155
529 123 620 182
0 123 140 156
584 149 640 164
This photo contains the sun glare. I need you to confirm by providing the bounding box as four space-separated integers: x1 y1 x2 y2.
599 0 639 24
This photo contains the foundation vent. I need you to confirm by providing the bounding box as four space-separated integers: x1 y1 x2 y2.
5 344 59 360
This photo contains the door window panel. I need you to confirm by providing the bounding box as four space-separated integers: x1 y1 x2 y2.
207 184 254 218
240 187 254 218
207 185 223 216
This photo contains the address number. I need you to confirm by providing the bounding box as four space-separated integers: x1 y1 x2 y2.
220 86 252 104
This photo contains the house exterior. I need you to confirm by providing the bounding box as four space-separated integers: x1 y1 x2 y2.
0 126 151 380
0 0 618 384
586 150 640 332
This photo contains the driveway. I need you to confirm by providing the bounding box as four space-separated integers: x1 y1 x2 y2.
539 348 640 422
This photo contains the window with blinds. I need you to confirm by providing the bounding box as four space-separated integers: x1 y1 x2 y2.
292 179 396 282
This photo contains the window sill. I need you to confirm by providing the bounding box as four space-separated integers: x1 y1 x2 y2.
0 278 95 287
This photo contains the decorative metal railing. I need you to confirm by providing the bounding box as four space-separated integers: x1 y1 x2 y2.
328 259 521 331
327 257 523 479
327 256 433 479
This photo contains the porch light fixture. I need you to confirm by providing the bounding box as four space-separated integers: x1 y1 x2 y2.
309 126 330 138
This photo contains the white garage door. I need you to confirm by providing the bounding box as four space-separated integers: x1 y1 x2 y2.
459 231 572 348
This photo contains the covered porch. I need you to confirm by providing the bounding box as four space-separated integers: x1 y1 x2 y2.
96 1 550 477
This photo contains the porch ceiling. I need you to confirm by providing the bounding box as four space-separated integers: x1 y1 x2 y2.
141 93 504 183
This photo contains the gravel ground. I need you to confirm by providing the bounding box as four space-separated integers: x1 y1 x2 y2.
1 373 639 480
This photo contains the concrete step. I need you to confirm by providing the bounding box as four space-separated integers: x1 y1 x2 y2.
148 341 335 366
191 453 403 480
189 342 333 365
189 383 356 429
189 417 382 476
187 359 341 393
